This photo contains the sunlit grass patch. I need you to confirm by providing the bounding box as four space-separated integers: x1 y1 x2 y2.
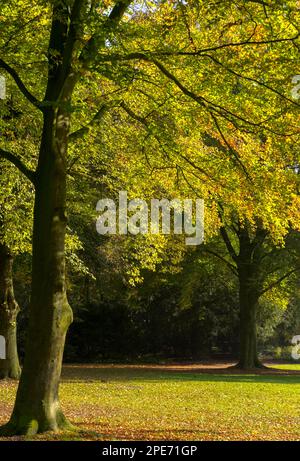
0 364 300 441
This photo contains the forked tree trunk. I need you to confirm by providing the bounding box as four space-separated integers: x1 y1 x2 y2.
0 108 73 435
0 244 21 380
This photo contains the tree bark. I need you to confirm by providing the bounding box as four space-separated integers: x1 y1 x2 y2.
235 228 263 370
237 270 261 369
0 0 130 436
0 0 81 434
0 244 21 380
220 223 267 370
0 106 73 435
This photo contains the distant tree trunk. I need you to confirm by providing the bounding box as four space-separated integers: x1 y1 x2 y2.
237 265 261 369
236 227 263 369
0 244 21 380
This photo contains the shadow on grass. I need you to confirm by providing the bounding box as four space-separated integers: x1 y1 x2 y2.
61 364 300 385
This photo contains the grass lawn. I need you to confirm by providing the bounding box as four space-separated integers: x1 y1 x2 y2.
1 363 300 441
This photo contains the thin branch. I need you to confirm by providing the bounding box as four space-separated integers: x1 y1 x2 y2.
120 101 217 181
120 101 146 124
204 248 238 276
80 0 132 65
0 58 42 110
179 153 219 182
120 101 170 160
202 53 300 108
260 267 300 295
157 32 300 55
209 111 251 180
0 148 36 184
133 56 273 129
96 28 300 61
175 163 206 197
68 103 111 141
251 227 268 250
94 53 299 135
220 226 238 262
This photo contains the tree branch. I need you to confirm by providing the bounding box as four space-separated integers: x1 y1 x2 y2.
0 148 36 184
0 58 42 110
220 226 238 262
209 111 251 180
120 101 217 182
96 28 300 62
204 249 238 276
80 0 132 65
94 52 299 136
68 103 112 141
202 53 300 108
112 54 274 129
154 32 300 55
260 267 300 295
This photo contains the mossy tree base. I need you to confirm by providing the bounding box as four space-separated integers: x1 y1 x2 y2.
0 408 74 436
0 366 21 381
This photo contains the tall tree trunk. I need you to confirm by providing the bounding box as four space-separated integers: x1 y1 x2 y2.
0 0 80 433
237 270 261 369
0 108 73 435
220 223 266 370
0 0 129 436
235 227 263 370
0 244 21 380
